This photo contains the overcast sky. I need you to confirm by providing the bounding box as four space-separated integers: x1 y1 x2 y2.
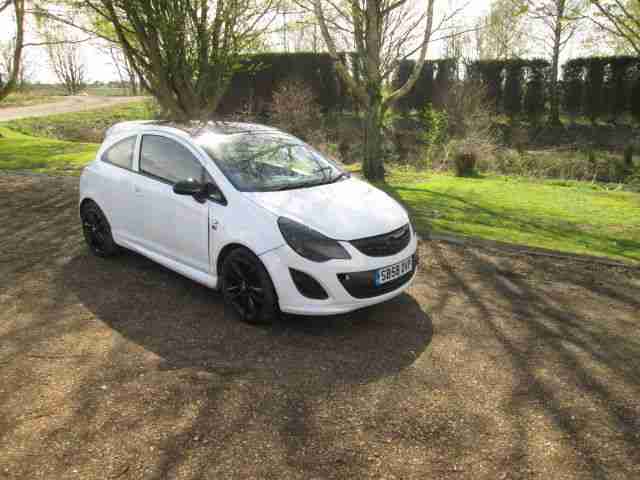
0 1 592 85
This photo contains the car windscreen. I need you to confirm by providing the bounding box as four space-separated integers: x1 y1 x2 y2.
197 132 344 192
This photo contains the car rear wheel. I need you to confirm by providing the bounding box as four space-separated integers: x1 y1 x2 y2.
80 201 120 258
221 247 278 324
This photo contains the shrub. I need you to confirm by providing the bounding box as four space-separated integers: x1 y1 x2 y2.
419 104 449 168
453 149 477 177
268 80 322 142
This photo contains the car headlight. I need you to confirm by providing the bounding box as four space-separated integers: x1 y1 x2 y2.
278 217 351 262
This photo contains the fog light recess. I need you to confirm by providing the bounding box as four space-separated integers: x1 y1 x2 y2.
289 269 329 300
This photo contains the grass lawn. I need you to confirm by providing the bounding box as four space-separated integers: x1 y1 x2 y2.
0 127 98 174
2 101 155 143
374 168 640 263
0 91 62 109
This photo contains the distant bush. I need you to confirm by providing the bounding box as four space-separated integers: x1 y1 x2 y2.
268 80 322 142
453 148 477 177
419 104 449 168
483 147 636 183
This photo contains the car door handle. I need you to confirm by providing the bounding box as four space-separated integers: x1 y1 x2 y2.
133 185 142 195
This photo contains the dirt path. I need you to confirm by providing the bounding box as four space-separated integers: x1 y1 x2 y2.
1 175 639 480
0 95 147 122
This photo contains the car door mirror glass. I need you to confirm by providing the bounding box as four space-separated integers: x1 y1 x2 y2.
173 179 206 197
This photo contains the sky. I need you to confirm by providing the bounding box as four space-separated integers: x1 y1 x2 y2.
0 1 594 85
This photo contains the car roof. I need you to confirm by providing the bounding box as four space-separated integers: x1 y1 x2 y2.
105 120 285 142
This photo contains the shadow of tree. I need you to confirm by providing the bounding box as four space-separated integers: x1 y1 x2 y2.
2 174 640 479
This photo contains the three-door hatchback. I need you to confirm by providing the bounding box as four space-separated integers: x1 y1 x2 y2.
79 121 418 323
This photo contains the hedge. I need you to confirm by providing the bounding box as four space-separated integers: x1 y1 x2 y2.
467 59 550 119
216 52 351 114
391 59 457 112
563 56 640 123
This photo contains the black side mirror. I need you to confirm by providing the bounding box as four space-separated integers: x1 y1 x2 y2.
173 180 227 205
205 183 227 205
173 179 206 198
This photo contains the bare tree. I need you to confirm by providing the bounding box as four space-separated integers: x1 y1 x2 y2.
44 27 87 95
0 0 25 101
305 0 462 180
476 0 530 60
104 43 140 95
589 0 640 55
515 0 589 125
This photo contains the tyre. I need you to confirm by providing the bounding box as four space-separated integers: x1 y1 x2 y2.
221 247 279 324
80 201 121 258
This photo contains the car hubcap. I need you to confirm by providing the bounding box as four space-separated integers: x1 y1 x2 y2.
82 210 108 254
225 258 264 321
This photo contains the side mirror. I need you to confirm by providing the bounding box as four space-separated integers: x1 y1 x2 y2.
173 179 206 198
173 180 227 205
205 183 227 205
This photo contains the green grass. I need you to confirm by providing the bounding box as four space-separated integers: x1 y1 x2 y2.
2 101 156 143
0 127 98 174
373 168 640 263
0 91 62 109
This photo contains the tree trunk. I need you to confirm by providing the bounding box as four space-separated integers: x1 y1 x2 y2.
363 94 385 181
0 0 24 102
548 2 563 126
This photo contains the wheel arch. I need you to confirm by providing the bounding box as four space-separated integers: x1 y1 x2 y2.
216 243 250 279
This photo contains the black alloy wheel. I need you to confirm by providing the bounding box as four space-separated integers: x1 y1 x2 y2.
222 248 278 324
80 201 120 257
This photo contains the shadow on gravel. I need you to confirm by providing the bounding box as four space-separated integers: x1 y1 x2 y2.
60 249 433 385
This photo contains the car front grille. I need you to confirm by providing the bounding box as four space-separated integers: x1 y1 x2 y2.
350 224 411 257
337 254 417 299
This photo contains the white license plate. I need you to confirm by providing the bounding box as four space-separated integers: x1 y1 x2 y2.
375 256 413 286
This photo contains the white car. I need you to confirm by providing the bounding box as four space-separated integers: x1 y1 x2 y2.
79 121 418 323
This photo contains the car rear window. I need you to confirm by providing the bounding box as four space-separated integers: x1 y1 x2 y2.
101 136 136 170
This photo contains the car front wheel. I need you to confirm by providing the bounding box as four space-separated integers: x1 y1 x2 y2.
221 247 278 324
80 201 120 258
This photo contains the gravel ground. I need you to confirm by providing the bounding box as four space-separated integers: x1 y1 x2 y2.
1 174 639 480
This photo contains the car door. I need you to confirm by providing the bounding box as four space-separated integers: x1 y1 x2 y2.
129 133 212 274
96 134 139 242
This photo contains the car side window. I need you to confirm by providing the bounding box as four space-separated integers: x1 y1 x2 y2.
101 136 136 169
139 135 210 184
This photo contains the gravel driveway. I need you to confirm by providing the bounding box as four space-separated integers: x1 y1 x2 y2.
0 96 147 122
1 174 639 479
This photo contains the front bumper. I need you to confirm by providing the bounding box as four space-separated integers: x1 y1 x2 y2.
259 234 419 316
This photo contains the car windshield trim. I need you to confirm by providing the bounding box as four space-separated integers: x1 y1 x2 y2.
197 131 345 192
